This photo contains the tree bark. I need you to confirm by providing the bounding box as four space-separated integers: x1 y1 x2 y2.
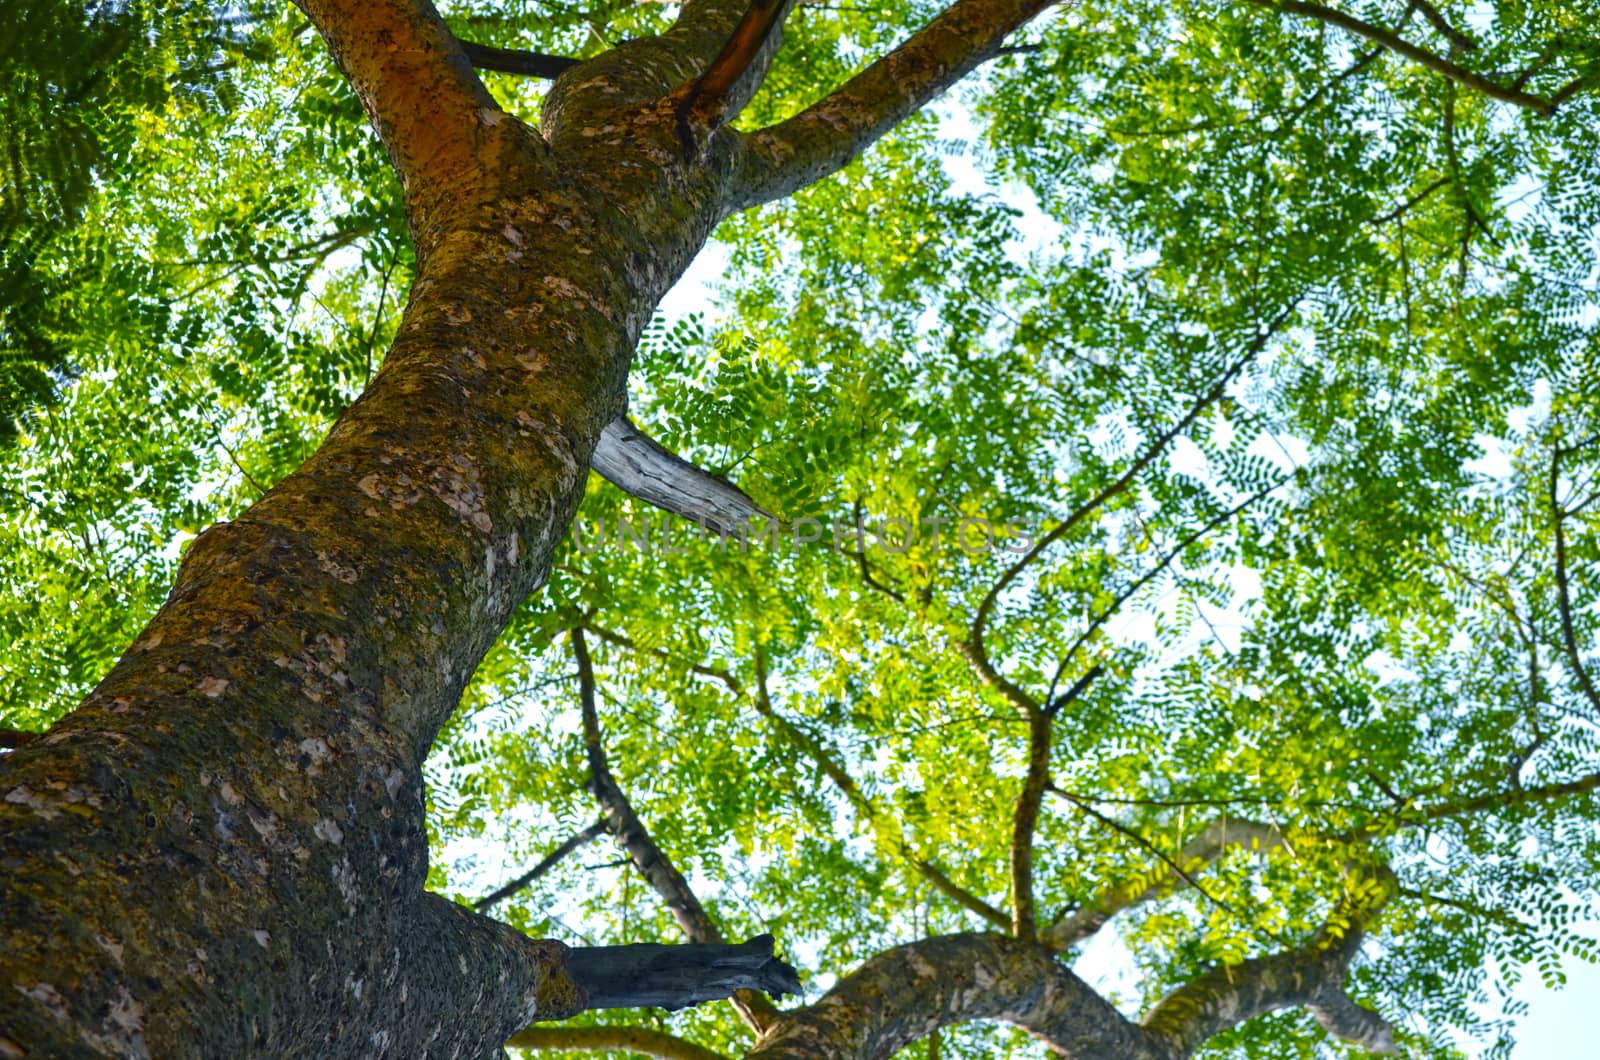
0 0 777 1054
0 0 1068 1055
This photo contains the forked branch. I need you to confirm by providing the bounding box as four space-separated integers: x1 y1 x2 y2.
293 0 509 214
1253 0 1573 114
969 309 1293 652
571 629 786 1030
677 0 794 149
1142 864 1397 1057
747 907 1394 1060
734 0 1062 207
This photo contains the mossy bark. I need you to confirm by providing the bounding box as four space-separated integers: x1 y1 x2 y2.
0 0 1079 1054
0 1 761 1055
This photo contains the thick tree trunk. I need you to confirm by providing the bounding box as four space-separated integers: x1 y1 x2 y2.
0 0 1079 1053
0 2 758 1054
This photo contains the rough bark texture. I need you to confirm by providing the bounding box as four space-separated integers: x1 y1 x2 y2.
565 936 802 1012
0 0 781 1054
508 1024 731 1060
743 933 1169 1060
591 415 769 534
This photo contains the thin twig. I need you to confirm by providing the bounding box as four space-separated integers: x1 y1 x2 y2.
474 819 608 911
1258 0 1558 113
1054 789 1241 920
969 308 1293 648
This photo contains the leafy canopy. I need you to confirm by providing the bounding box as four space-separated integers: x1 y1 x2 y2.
2 0 1598 1056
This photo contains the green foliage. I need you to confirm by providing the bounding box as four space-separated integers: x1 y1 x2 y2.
0 0 279 445
4 1 1600 1057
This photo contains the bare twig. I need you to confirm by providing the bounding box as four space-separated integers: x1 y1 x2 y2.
474 819 608 911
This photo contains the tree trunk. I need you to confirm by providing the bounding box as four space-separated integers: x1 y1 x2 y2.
0 0 1076 1053
0 1 763 1054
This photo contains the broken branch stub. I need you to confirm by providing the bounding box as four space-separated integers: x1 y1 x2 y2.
589 415 770 536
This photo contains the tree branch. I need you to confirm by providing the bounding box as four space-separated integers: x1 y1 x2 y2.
1359 767 1600 837
1254 0 1559 113
575 629 719 944
591 414 771 536
1043 814 1286 950
1044 760 1600 949
1549 68 1600 110
1052 475 1290 670
458 39 580 79
677 0 796 153
0 728 39 750
1411 0 1474 53
1009 711 1052 939
752 647 1009 930
969 309 1292 653
1044 663 1104 719
746 933 1167 1060
957 637 1043 719
571 633 1007 932
572 628 783 1030
508 1025 730 1060
962 451 1286 926
967 479 1288 943
910 857 1012 931
561 934 801 1012
733 0 1061 208
1142 864 1397 1057
1369 175 1451 226
1551 443 1600 720
476 818 609 912
293 0 512 223
585 622 745 697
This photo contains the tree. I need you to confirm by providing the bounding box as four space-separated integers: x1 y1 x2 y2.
1 0 1597 1057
